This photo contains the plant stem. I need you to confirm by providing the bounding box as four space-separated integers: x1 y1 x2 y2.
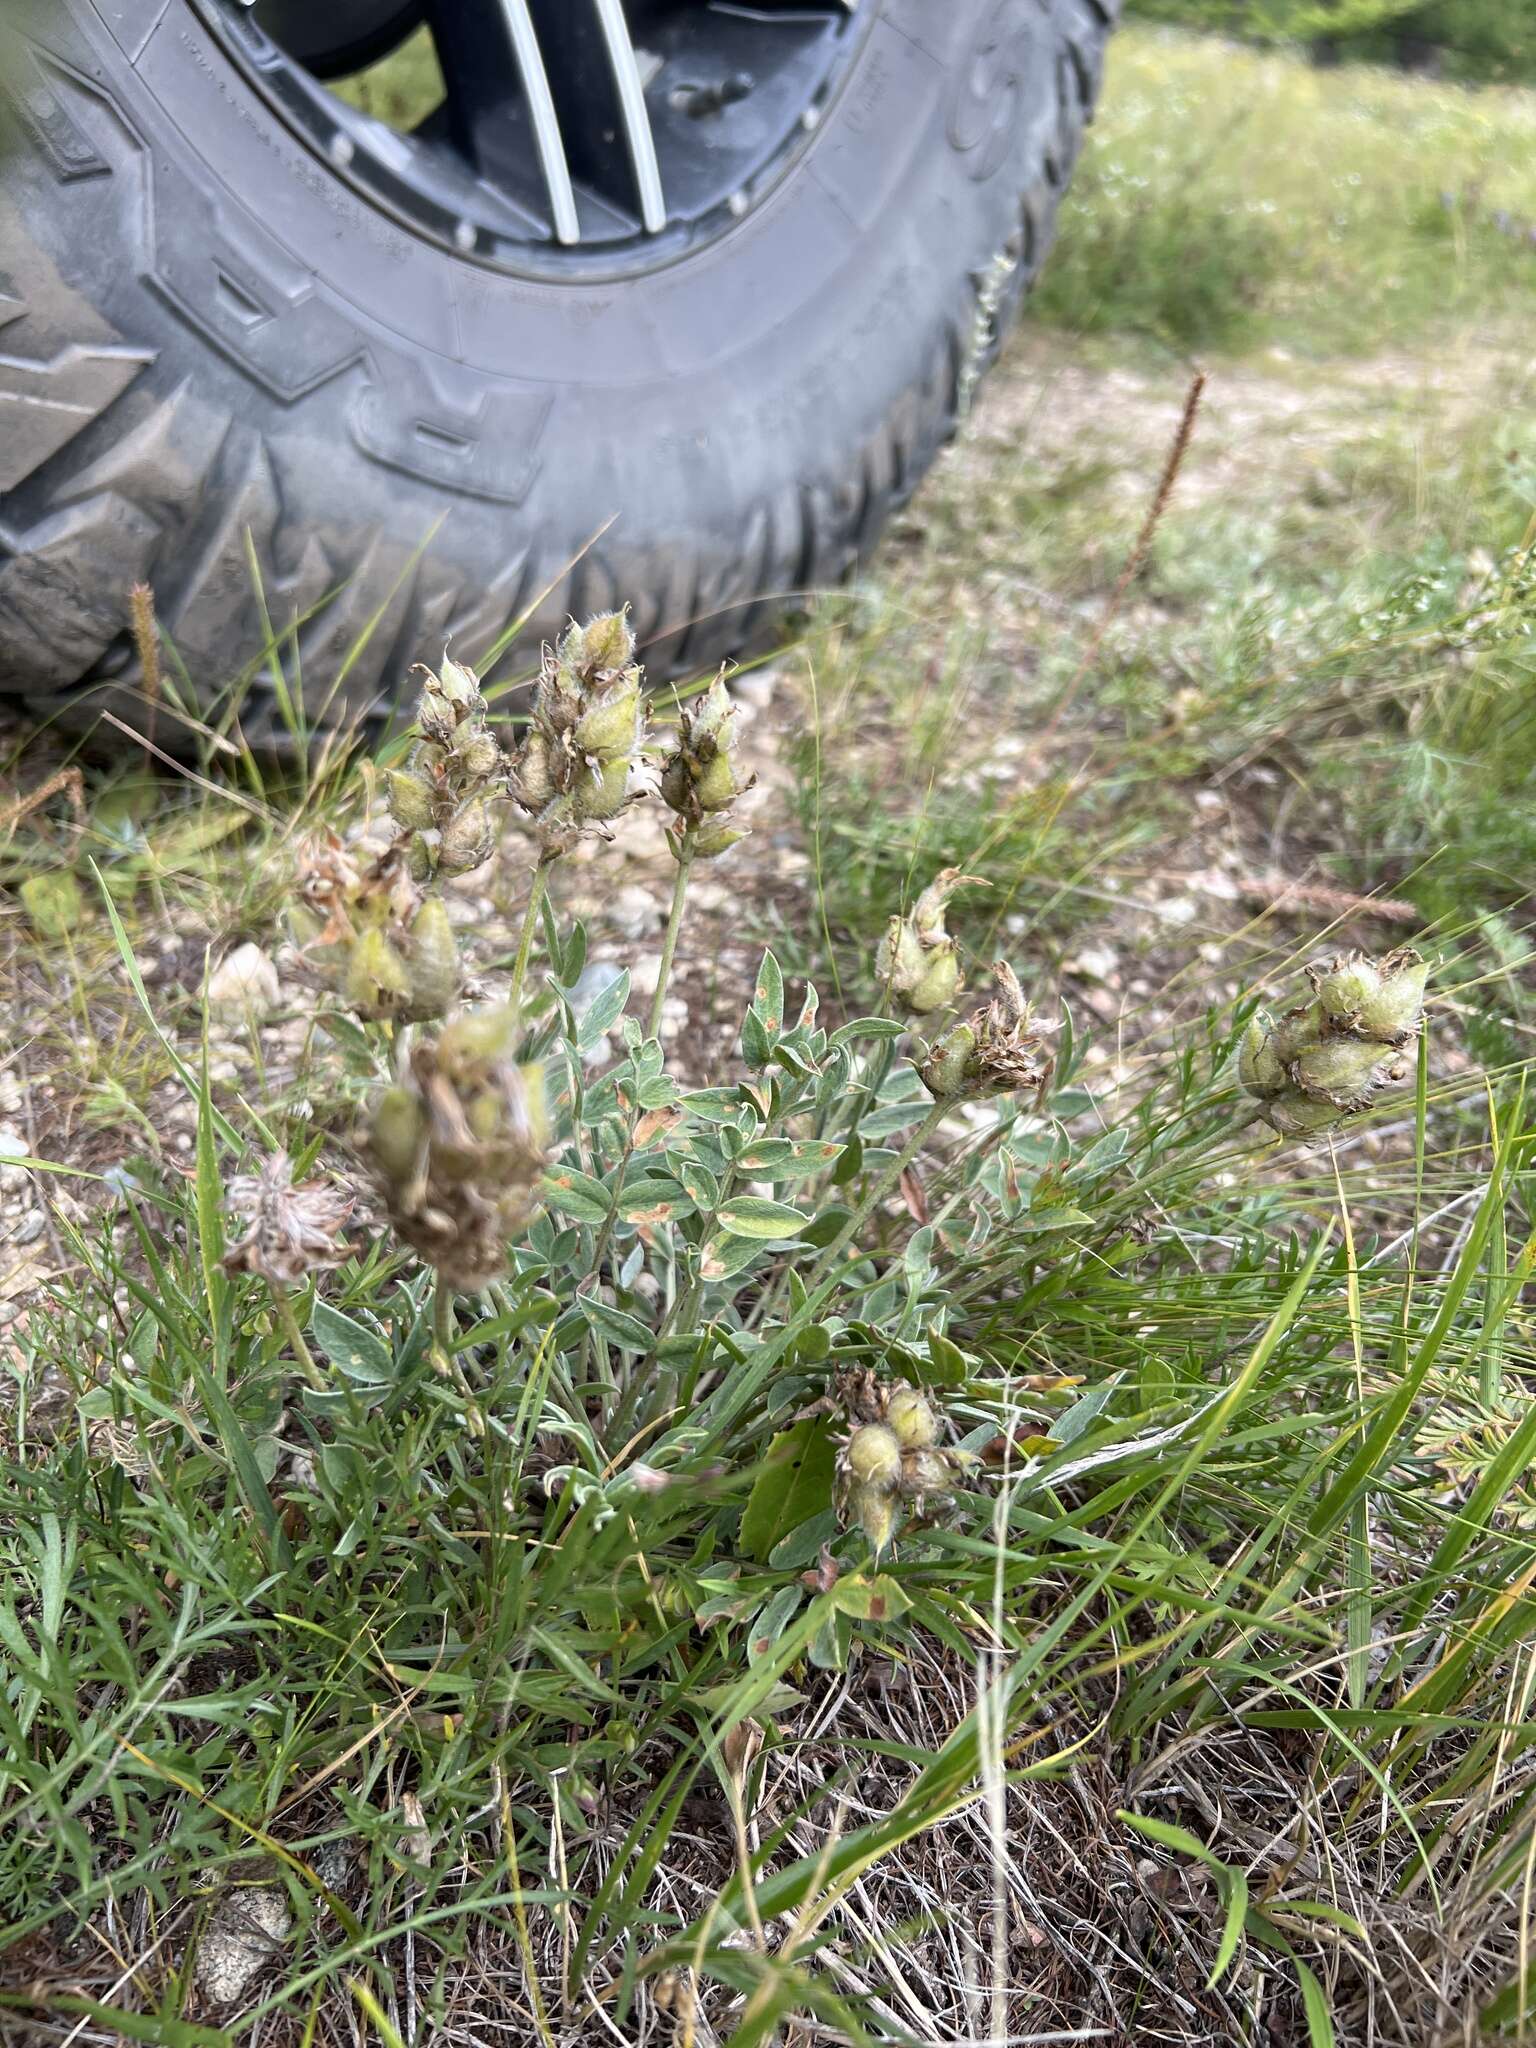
649 827 695 1040
507 855 555 1027
697 1101 950 1445
430 1272 484 1432
272 1286 327 1392
432 1272 456 1357
805 1102 948 1289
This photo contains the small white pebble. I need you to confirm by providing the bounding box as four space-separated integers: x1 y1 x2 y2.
207 943 281 1020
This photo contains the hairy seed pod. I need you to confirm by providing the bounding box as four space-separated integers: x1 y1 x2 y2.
574 757 630 822
456 731 504 783
574 675 640 760
403 896 460 1020
366 1007 551 1290
845 1423 901 1491
850 1481 898 1553
1238 1017 1287 1099
886 1386 940 1451
1290 1037 1388 1106
568 609 636 680
918 963 1050 1102
368 1085 427 1183
438 800 496 876
346 926 412 1019
899 1447 961 1505
384 768 438 833
1239 946 1430 1137
675 818 748 861
878 869 984 1015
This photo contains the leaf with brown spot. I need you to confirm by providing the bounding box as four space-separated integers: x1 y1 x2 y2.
633 1108 679 1150
832 1573 912 1624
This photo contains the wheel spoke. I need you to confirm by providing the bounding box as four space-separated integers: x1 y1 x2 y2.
591 0 666 234
496 0 580 244
429 0 580 244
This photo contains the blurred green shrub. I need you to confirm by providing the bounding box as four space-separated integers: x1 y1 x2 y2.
1126 0 1536 81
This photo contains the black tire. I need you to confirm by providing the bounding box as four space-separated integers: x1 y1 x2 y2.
0 0 1116 744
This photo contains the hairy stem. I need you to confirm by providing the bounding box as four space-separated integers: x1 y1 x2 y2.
649 828 695 1041
432 1272 456 1357
272 1286 327 1392
507 856 555 1027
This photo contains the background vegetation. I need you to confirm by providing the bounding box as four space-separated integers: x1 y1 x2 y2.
1126 0 1536 81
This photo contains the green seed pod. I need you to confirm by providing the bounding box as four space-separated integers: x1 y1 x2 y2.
918 1022 977 1102
456 730 504 783
875 916 925 998
1291 1037 1387 1107
1316 957 1382 1029
1238 1017 1287 1099
909 943 961 1015
437 656 482 713
346 925 412 1018
369 1085 427 1184
574 756 629 822
845 1423 901 1491
917 963 1047 1101
438 800 496 876
886 1386 940 1451
1355 950 1428 1041
691 674 733 743
1269 1001 1325 1064
573 674 640 760
850 1481 898 1553
1266 1089 1351 1136
404 896 459 1020
693 746 741 813
437 1004 518 1075
385 768 438 832
877 868 984 1015
569 609 635 680
899 1447 960 1504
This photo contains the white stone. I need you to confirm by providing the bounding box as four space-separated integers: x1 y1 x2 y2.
194 1885 292 2006
207 943 281 1019
607 884 663 941
1065 945 1119 984
1155 896 1200 927
0 1125 28 1190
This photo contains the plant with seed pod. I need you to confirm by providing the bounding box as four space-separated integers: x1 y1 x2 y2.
504 610 649 1022
1238 946 1430 1135
384 656 508 883
875 867 986 1016
833 1384 973 1553
365 1004 550 1308
918 960 1053 1102
289 831 463 1024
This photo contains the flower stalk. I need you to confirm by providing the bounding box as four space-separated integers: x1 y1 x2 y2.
506 855 555 1030
649 823 695 1041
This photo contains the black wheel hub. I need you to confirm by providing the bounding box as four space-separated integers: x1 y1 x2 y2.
200 0 867 281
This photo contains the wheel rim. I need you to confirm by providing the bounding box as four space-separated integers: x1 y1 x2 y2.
195 0 869 281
